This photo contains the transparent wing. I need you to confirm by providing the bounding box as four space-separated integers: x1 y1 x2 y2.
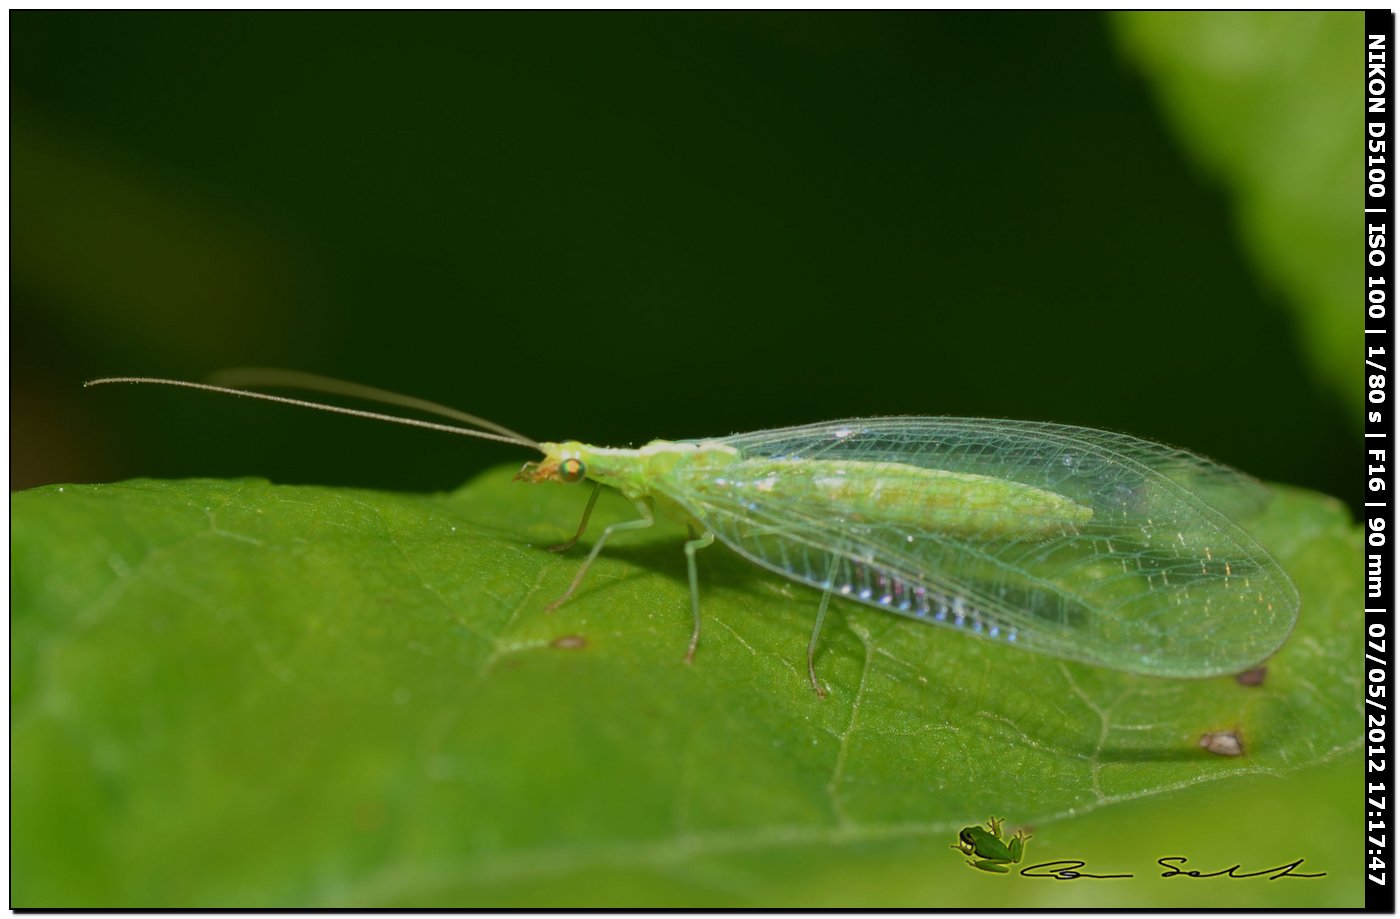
659 418 1298 678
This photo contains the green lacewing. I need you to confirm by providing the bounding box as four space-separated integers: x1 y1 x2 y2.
85 371 1299 694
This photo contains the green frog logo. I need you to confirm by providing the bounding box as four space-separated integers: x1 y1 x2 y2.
952 816 1031 873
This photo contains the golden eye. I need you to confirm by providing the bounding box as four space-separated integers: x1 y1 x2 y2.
559 457 586 483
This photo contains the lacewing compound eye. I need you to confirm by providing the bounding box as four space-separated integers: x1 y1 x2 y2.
559 458 587 483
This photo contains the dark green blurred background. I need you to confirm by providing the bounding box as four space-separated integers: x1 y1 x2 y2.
12 12 1356 503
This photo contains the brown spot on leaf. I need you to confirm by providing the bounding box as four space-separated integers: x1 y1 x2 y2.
1235 666 1267 687
1199 730 1245 757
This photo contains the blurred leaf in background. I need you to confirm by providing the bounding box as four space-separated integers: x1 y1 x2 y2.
1114 11 1360 421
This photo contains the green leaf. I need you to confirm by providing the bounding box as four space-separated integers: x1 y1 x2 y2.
12 469 1361 906
1113 11 1361 420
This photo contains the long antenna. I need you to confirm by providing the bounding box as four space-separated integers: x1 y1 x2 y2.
208 367 537 446
84 377 542 451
